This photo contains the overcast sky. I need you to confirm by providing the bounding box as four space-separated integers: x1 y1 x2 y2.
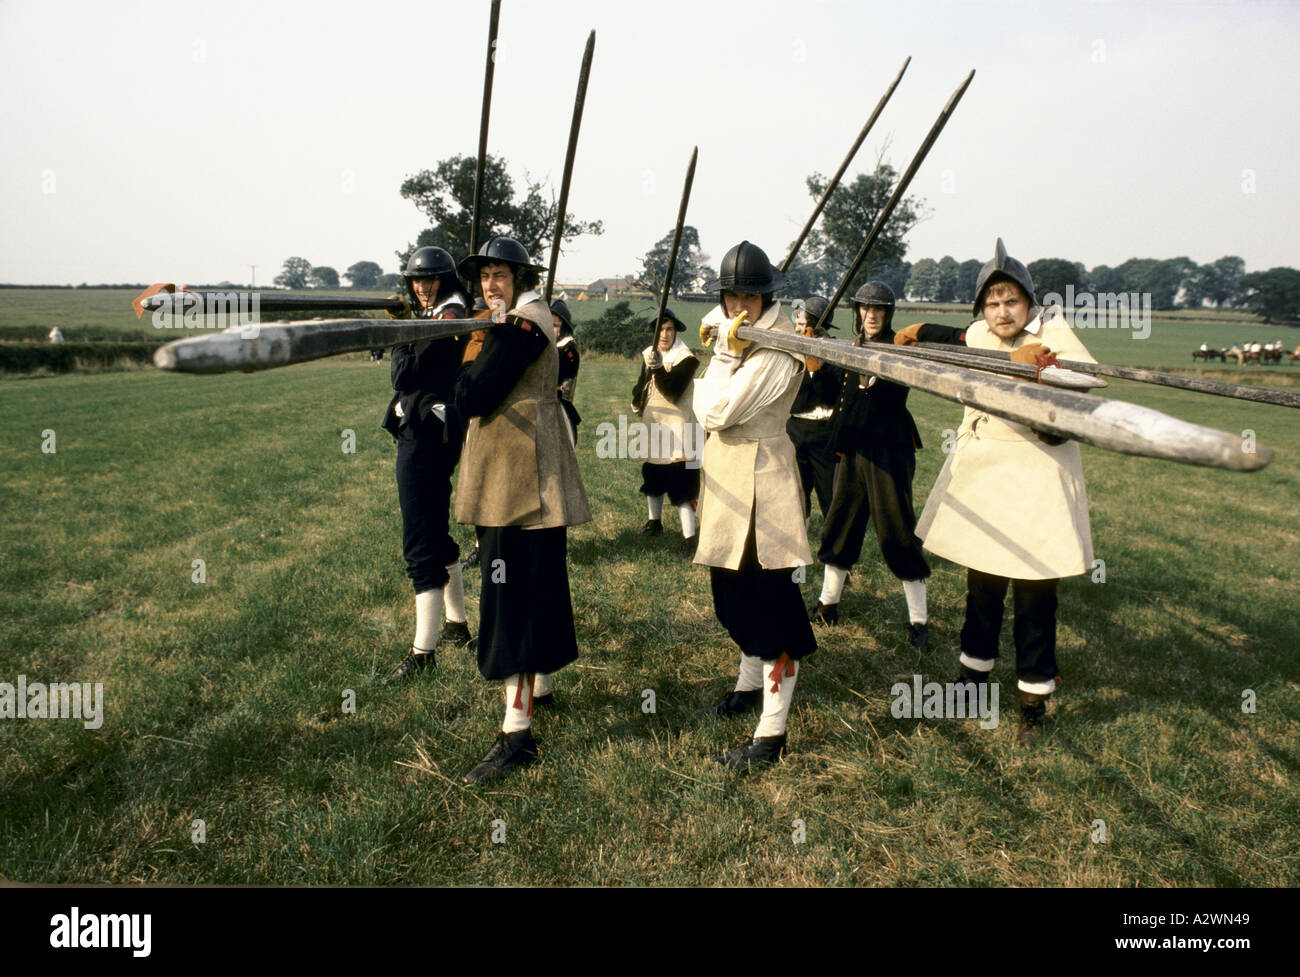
1 0 1296 286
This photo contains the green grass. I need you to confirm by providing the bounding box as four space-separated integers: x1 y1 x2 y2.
1 342 1297 885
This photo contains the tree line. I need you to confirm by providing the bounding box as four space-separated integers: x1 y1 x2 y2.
268 151 1299 324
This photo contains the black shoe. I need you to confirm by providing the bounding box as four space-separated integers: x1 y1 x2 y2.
462 548 480 569
703 689 762 717
954 664 991 686
463 729 538 784
680 535 698 558
809 601 839 625
439 620 473 649
532 692 555 708
638 518 663 537
1018 692 1048 747
388 648 434 683
907 622 929 652
715 734 787 770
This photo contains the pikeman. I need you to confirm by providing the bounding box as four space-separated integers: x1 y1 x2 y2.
381 247 474 680
808 281 931 652
912 239 1096 746
453 237 591 783
550 299 582 445
694 241 816 769
631 308 701 556
785 295 844 520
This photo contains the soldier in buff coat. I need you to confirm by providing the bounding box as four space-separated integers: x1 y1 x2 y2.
694 241 817 769
453 237 592 783
912 239 1094 746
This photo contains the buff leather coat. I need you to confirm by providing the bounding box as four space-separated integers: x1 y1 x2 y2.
916 308 1095 579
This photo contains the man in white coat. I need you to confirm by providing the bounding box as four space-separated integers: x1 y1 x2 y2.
915 239 1095 745
694 241 817 769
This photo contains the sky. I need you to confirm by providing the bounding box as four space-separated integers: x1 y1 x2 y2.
1 0 1297 287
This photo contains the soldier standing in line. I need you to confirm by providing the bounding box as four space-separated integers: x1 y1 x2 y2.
785 295 844 521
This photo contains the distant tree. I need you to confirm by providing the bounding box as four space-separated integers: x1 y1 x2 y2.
378 273 403 291
310 266 339 288
906 258 941 301
638 226 710 298
345 261 384 289
1237 268 1300 323
1027 258 1087 304
955 258 982 304
1087 264 1124 294
936 256 960 302
782 243 837 303
1185 255 1246 309
805 157 926 301
274 257 312 290
865 259 911 302
1108 257 1196 309
398 153 603 269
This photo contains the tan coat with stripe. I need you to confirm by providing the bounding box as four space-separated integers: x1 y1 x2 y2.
455 297 592 529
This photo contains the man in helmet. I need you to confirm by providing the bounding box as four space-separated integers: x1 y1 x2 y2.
807 281 931 653
453 237 592 783
694 240 816 769
381 246 474 681
912 239 1096 746
631 308 701 557
785 295 844 521
551 299 582 446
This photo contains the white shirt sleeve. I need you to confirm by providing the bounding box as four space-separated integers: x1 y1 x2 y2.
693 347 802 432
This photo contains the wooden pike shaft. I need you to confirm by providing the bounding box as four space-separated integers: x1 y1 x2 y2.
736 326 1273 472
916 341 1300 410
878 341 1107 390
470 0 502 255
652 146 699 334
780 56 911 272
140 292 402 314
543 30 595 305
152 317 487 374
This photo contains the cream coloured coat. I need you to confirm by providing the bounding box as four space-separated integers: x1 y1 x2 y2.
916 308 1095 579
640 338 699 464
692 302 811 571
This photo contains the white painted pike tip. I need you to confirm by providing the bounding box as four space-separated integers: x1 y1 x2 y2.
1039 366 1107 390
152 345 177 371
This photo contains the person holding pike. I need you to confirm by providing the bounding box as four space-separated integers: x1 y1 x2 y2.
785 295 844 522
906 239 1096 746
453 237 591 784
381 247 474 681
807 281 931 653
693 241 817 770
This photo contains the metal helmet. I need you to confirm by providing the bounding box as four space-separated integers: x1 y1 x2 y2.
457 236 546 279
851 280 896 333
550 299 575 335
792 295 837 333
403 246 464 308
703 240 788 298
973 238 1035 316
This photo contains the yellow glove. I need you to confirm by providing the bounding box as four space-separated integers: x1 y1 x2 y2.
725 311 751 356
384 294 412 319
700 321 715 348
1009 342 1051 365
894 322 926 346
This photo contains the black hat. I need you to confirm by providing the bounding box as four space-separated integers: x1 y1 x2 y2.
792 295 837 333
457 236 546 280
703 240 788 294
651 306 686 333
550 299 574 330
404 246 457 278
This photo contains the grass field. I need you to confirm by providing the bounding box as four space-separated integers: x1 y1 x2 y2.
1 319 1297 885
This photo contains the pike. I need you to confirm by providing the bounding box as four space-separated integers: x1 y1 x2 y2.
543 30 596 306
469 0 502 255
781 56 911 272
136 290 405 316
916 341 1300 410
882 340 1107 391
814 69 976 334
152 317 485 373
732 326 1272 472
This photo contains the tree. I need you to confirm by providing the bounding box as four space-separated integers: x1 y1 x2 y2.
1186 255 1246 309
1237 268 1300 323
638 226 710 298
398 153 603 268
936 256 960 302
782 243 837 301
955 258 982 304
345 261 384 289
804 158 927 300
310 266 339 288
274 257 312 290
906 258 941 301
1027 258 1087 305
379 273 403 291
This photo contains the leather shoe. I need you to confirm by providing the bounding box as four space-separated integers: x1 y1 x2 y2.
715 734 786 770
463 729 538 784
638 518 663 537
809 601 839 625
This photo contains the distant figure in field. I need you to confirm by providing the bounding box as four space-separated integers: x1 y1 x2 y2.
48 326 64 343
